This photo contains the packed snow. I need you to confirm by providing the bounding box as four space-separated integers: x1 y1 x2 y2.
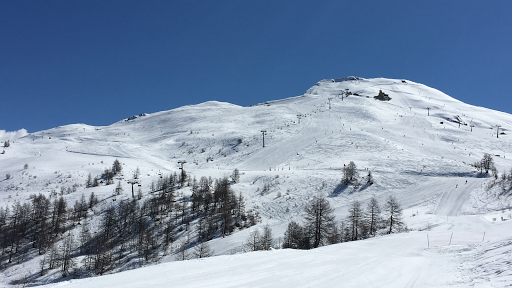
1 77 511 287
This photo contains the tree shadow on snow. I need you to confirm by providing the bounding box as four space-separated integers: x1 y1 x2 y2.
358 182 372 191
475 172 492 178
329 183 349 197
330 181 374 197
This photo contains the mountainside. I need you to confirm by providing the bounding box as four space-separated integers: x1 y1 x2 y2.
1 77 512 287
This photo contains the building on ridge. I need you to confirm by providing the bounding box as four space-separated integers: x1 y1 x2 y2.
374 90 391 101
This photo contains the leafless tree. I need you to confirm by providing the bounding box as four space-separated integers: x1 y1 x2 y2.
384 195 403 234
304 195 335 248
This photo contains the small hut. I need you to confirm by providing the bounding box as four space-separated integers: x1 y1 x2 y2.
374 90 391 101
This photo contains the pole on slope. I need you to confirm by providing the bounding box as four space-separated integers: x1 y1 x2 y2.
496 125 501 138
482 232 485 242
261 130 267 147
427 234 430 249
426 107 431 116
178 160 187 187
127 179 140 198
449 232 453 246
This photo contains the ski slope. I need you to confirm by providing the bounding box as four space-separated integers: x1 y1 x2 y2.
1 76 512 287
37 212 512 288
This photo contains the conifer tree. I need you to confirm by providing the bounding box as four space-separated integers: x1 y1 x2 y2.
175 240 190 261
244 228 262 251
347 200 363 241
133 167 140 179
231 168 240 183
260 224 274 250
342 161 358 185
365 196 382 237
304 195 335 248
384 195 403 234
193 240 214 258
86 173 93 188
60 234 75 277
112 159 122 175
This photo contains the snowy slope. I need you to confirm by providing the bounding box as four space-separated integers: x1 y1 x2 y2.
36 212 512 288
1 76 511 287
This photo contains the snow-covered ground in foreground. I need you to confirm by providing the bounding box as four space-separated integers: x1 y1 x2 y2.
1 76 512 287
40 212 512 288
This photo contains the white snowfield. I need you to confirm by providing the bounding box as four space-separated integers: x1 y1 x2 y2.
1 77 512 287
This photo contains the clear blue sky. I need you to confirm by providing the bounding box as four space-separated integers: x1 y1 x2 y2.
1 0 511 132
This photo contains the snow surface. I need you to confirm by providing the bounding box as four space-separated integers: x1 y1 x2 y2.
1 77 511 287
35 214 512 288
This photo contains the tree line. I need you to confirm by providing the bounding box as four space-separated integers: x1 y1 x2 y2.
85 159 123 188
0 192 97 275
474 153 497 175
342 161 374 188
0 170 258 279
282 195 404 250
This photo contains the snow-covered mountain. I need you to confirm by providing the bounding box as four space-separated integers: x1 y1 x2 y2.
1 77 511 287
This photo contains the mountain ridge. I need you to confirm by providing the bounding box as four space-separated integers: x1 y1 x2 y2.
1 77 511 287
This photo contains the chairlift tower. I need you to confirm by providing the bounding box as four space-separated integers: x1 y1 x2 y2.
496 125 501 138
261 130 267 147
178 160 187 185
127 179 140 198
